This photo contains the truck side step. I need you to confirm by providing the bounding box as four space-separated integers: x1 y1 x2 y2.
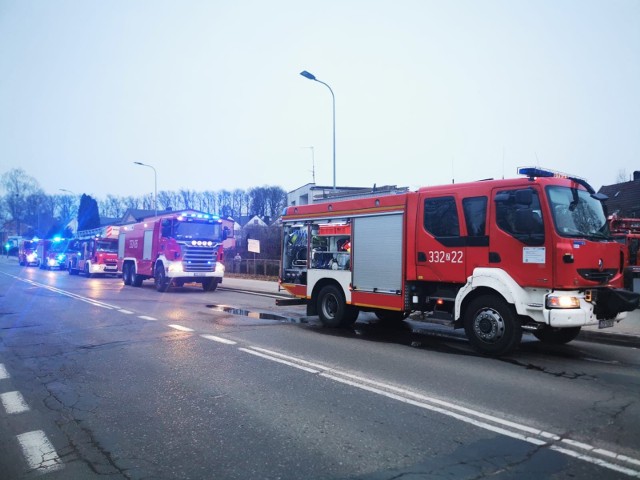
276 298 307 306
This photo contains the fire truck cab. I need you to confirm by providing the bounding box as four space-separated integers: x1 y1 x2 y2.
37 237 73 270
68 226 120 277
118 212 226 292
18 239 39 266
279 168 640 356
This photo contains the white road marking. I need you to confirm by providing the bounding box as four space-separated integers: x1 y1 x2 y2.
242 346 640 478
0 364 9 380
239 348 319 374
1 391 29 414
17 430 63 472
138 316 157 321
168 324 194 332
118 309 134 314
201 334 237 345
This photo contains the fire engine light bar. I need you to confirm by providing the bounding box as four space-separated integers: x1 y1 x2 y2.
546 294 580 309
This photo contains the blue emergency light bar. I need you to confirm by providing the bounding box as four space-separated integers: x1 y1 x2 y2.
177 212 221 222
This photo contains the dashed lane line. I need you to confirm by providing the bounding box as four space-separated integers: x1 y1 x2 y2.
0 364 9 380
168 324 194 332
201 334 237 345
16 430 64 473
1 391 30 414
138 316 157 321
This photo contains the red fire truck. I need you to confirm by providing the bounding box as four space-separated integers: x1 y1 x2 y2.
18 239 39 266
67 226 120 277
37 237 74 270
609 215 640 292
278 168 640 356
117 211 227 292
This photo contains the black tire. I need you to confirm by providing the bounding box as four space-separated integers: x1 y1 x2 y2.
84 263 93 278
155 265 170 292
202 278 218 292
463 295 522 356
132 268 143 287
68 261 79 275
533 326 581 345
123 263 133 286
317 285 358 327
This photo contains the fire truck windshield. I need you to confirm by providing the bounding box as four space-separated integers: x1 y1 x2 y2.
546 186 609 240
173 221 222 242
96 241 118 253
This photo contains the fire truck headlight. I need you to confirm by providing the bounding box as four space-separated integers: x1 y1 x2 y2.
546 294 580 309
215 263 225 274
168 263 183 273
27 253 37 262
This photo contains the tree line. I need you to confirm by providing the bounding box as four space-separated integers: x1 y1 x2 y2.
1 168 288 239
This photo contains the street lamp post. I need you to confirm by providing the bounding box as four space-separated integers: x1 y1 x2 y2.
299 70 336 191
133 162 157 216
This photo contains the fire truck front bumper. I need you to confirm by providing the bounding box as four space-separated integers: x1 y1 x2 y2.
543 288 640 328
166 261 225 279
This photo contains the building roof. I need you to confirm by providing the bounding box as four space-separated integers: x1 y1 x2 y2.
598 174 640 218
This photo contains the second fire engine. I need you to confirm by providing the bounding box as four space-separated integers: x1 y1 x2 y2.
118 211 227 292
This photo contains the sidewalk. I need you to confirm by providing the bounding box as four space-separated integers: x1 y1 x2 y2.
221 275 640 348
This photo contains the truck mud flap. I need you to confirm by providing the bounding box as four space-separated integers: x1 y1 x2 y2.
593 288 640 318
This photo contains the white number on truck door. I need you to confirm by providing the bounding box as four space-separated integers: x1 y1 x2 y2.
428 250 463 263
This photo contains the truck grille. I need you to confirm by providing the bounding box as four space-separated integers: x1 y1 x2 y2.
181 245 217 272
577 268 617 285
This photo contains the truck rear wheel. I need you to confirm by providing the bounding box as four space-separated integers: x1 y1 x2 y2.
463 295 522 356
84 263 94 278
317 285 359 328
154 265 170 292
123 263 132 286
202 278 218 292
532 326 581 345
132 270 143 287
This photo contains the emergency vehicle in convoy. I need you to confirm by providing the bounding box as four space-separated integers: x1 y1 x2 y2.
37 237 74 270
608 215 640 292
117 211 227 292
278 167 640 356
67 226 120 277
18 239 39 266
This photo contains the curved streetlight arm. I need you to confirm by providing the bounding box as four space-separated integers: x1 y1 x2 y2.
299 70 336 191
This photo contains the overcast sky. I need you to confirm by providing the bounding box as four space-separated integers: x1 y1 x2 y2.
1 0 638 201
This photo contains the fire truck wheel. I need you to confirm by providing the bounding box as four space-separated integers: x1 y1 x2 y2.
68 263 79 275
154 266 170 292
532 326 581 345
202 278 218 292
122 264 133 286
84 263 94 278
464 295 522 356
317 285 358 328
132 271 143 287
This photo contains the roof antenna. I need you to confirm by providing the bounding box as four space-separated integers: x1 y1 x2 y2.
452 158 455 184
302 146 315 183
502 147 505 179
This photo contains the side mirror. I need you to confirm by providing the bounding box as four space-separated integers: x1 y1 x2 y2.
222 227 229 241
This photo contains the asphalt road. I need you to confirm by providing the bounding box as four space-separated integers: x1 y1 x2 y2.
1 260 639 479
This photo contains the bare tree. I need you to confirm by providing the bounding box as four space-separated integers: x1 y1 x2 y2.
616 169 629 183
1 168 42 235
179 189 197 210
217 190 232 217
265 186 287 218
99 195 126 218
